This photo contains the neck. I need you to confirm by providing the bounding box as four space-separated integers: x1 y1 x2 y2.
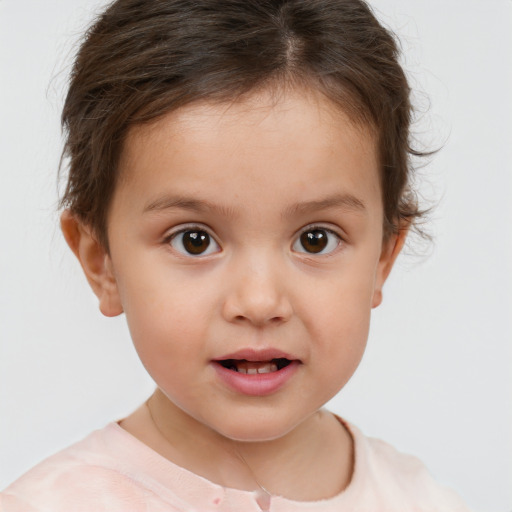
122 388 353 501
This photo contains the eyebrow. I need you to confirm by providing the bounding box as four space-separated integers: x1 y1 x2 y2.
283 194 367 218
143 193 366 218
143 195 237 218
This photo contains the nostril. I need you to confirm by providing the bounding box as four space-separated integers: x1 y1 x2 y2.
232 313 288 326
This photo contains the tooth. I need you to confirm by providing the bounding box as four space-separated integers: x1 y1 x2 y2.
247 368 258 375
257 363 278 374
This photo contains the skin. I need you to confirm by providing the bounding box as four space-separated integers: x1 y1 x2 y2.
61 86 406 501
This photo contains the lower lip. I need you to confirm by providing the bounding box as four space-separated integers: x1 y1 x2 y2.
212 361 300 396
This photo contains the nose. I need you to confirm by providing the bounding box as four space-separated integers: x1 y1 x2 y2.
221 254 293 327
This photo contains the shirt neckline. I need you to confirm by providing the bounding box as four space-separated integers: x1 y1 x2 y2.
94 415 365 511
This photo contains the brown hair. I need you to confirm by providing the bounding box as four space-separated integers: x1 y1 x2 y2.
60 0 425 250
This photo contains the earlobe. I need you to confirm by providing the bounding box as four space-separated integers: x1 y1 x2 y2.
60 210 123 317
371 225 408 309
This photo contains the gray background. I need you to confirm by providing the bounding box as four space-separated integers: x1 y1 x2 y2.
1 1 511 510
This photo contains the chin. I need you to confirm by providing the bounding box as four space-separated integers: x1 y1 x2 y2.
212 412 306 443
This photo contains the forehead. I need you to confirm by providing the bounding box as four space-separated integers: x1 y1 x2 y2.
114 87 381 220
125 86 375 153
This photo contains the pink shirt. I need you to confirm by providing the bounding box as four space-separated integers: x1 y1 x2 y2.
1 419 471 511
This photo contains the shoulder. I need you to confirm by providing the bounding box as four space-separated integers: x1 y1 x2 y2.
343 420 473 512
0 424 181 512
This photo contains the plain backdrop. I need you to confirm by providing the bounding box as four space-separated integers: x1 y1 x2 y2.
0 1 511 510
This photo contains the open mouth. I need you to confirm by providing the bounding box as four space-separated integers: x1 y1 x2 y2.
217 358 292 375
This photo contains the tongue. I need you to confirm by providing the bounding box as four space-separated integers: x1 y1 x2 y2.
235 360 278 374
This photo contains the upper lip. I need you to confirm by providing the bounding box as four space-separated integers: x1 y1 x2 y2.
212 348 299 362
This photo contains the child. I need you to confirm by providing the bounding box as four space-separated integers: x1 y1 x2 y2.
0 0 475 510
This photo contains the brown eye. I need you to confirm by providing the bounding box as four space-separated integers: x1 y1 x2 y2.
170 229 220 256
183 231 210 254
293 228 341 255
300 230 328 253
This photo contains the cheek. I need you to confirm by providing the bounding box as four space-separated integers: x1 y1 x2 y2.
304 266 376 333
309 305 370 406
315 303 370 372
300 265 375 379
125 299 212 406
118 258 216 323
116 271 218 371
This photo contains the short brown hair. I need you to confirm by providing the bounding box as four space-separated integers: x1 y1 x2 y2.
60 0 426 250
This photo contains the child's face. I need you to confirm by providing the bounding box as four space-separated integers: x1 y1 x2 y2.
67 87 403 442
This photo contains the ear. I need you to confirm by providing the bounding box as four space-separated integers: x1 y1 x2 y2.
371 224 409 308
60 210 123 317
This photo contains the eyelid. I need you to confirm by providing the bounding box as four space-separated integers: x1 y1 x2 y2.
164 223 221 257
292 223 344 255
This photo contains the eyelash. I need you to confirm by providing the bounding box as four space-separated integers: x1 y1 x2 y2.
292 225 344 256
164 224 221 257
163 223 344 258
